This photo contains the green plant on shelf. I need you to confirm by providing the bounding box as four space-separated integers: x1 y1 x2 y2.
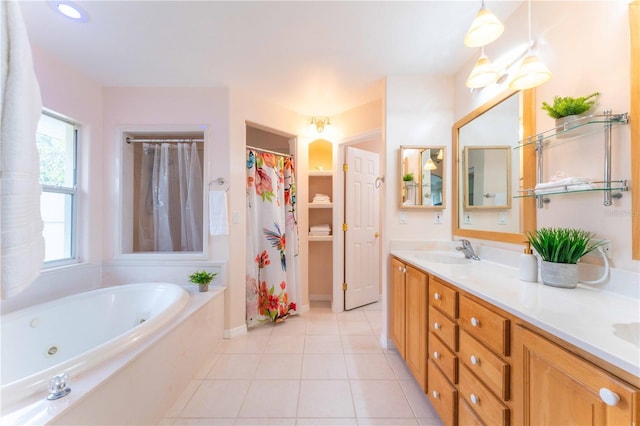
526 227 604 264
402 173 414 182
541 92 600 119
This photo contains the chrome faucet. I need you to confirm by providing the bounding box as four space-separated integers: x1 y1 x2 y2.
456 239 480 260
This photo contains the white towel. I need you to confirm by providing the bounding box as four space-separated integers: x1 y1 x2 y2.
1 1 45 298
535 177 591 190
310 224 331 232
209 190 229 236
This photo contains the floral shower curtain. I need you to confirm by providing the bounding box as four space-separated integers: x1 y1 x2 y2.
246 149 299 326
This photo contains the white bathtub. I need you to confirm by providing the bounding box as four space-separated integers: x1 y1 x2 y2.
1 283 189 415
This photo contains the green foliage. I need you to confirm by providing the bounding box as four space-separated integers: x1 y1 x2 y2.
526 227 604 264
541 92 600 119
188 270 217 284
402 173 414 181
36 133 66 186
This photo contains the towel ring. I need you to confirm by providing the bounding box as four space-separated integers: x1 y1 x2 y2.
209 177 229 192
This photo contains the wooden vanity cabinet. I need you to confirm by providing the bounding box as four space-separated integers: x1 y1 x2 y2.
390 257 428 390
390 257 406 358
514 326 640 426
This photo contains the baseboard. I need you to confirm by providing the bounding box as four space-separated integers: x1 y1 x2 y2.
223 323 247 339
296 303 310 314
309 293 332 302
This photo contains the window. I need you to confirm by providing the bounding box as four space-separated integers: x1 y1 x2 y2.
36 111 78 265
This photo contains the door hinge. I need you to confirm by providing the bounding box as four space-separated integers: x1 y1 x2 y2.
342 223 348 232
342 282 348 291
343 163 348 172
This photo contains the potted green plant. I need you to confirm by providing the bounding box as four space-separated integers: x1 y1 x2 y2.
541 92 600 129
526 227 604 288
402 172 415 182
188 270 217 292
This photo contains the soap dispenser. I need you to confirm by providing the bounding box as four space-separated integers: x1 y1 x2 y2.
519 241 538 282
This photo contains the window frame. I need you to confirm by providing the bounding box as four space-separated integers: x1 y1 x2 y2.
38 109 79 268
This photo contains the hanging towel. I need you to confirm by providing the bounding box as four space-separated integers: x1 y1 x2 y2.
209 190 229 236
1 1 45 298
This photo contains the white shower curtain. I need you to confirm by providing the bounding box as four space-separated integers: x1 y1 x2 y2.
138 142 203 252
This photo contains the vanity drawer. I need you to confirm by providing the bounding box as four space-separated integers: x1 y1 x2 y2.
427 359 457 426
429 333 458 384
459 329 510 401
460 295 510 356
429 277 458 319
458 397 484 426
429 305 458 351
459 364 509 426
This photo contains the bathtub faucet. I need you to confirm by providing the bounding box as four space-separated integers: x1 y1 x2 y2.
47 373 71 400
456 239 480 260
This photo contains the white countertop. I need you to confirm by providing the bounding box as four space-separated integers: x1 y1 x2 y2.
390 250 640 381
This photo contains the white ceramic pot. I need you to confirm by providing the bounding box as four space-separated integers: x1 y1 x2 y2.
540 261 578 288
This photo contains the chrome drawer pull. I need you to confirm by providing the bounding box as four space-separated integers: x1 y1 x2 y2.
434 322 441 330
434 292 441 300
432 390 440 399
470 355 479 365
470 393 480 404
470 317 480 327
433 351 440 360
599 388 620 406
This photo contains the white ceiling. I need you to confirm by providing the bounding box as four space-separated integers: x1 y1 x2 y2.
19 1 522 116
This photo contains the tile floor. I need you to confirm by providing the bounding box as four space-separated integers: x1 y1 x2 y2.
160 301 443 426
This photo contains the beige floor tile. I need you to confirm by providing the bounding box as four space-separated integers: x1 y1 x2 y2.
362 301 383 311
385 353 415 381
224 335 269 354
254 353 303 380
301 354 348 379
336 310 367 322
234 418 296 425
306 319 340 335
271 317 308 336
297 380 355 418
207 354 261 380
164 380 202 417
399 380 440 419
345 354 395 380
193 353 221 379
350 380 414 418
304 334 344 353
357 418 419 425
157 418 174 425
339 321 374 336
265 334 305 353
417 417 445 426
341 335 383 353
238 380 299 418
180 380 250 418
295 418 357 425
173 419 235 426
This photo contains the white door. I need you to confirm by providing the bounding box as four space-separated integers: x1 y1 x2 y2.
344 146 380 310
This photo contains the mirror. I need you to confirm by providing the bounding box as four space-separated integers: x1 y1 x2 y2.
400 146 446 209
463 146 511 209
453 90 536 244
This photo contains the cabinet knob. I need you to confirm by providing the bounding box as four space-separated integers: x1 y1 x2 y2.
599 388 620 406
470 317 480 327
434 292 441 301
434 322 441 330
432 390 440 399
470 355 479 366
470 393 480 405
398 266 403 272
433 351 440 360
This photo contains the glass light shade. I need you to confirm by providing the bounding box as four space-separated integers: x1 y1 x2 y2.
437 149 443 161
424 158 437 171
466 52 499 89
509 54 552 90
464 6 504 47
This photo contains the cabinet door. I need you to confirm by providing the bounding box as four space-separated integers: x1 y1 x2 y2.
405 265 428 391
516 326 640 426
390 258 406 358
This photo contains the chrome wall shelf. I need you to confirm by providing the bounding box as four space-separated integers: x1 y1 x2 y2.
514 110 629 207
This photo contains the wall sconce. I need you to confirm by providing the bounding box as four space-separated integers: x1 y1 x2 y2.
310 117 331 133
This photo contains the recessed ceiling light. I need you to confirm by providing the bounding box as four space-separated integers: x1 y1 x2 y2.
49 1 89 22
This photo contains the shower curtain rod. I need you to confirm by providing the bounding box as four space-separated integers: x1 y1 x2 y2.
246 145 293 158
126 137 204 144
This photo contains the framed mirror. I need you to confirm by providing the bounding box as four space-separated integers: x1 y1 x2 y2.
453 89 536 244
400 146 446 209
463 146 511 209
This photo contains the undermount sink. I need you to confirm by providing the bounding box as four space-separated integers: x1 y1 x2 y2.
411 252 473 265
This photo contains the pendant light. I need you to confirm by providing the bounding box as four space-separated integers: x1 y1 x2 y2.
464 0 504 47
424 158 437 171
509 0 552 90
466 47 499 88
